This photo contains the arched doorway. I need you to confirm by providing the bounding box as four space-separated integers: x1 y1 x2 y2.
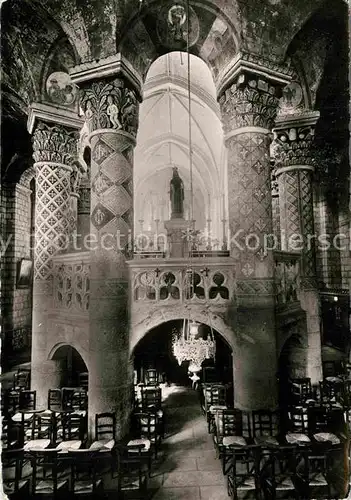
50 344 88 389
133 319 233 402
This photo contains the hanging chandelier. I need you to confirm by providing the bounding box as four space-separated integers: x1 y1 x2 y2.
172 320 216 369
170 0 216 371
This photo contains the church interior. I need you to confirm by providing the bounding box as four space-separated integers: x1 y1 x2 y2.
1 0 350 498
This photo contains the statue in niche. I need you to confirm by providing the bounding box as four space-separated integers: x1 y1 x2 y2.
170 167 184 219
107 95 122 129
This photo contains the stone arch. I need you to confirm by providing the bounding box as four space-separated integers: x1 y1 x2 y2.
19 167 36 188
130 306 236 355
48 341 89 372
118 0 239 87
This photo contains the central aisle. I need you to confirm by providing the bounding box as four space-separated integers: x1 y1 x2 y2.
150 385 228 500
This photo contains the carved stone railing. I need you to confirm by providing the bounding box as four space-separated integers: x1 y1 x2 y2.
128 257 235 304
274 251 301 309
52 252 90 315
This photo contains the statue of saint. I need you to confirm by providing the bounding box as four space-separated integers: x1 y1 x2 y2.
170 167 184 219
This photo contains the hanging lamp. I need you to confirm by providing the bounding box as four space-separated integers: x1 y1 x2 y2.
171 0 215 370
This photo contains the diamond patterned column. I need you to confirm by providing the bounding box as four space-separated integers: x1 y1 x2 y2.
30 118 79 408
79 76 139 437
273 112 322 384
218 67 289 410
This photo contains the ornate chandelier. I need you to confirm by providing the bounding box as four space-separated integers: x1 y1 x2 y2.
170 0 216 371
172 320 216 368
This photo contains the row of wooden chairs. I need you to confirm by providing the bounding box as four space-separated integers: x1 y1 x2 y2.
226 443 345 500
200 379 349 499
289 376 351 409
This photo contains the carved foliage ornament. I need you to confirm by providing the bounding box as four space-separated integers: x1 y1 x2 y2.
219 75 281 133
80 78 139 137
32 122 79 166
272 125 316 168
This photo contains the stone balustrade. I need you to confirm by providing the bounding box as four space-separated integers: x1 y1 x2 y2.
52 252 90 315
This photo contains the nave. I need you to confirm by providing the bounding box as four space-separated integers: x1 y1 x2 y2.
2 361 351 499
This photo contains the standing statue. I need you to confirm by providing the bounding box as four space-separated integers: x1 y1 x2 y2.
170 167 184 219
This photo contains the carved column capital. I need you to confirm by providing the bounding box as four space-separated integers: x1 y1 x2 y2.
32 121 79 166
219 73 282 134
79 77 140 138
273 112 320 172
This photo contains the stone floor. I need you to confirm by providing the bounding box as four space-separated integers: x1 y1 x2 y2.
147 385 228 500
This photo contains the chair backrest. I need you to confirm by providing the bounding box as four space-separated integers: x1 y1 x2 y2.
288 406 309 433
72 390 88 411
29 449 61 495
19 390 36 411
268 445 298 483
141 387 162 410
68 450 100 492
216 409 243 437
33 411 54 441
230 445 261 483
62 411 84 441
290 377 313 401
2 448 25 492
307 405 330 434
48 389 62 411
252 410 278 437
134 412 157 438
145 369 158 386
13 370 30 390
62 388 74 410
208 384 226 406
95 412 116 441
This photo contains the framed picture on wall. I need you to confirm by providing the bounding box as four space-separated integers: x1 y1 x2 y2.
17 258 33 288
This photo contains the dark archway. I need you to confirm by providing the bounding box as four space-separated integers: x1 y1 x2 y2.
51 344 88 388
133 319 233 401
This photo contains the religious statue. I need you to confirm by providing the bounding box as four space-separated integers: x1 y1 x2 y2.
170 167 184 219
107 95 122 130
168 4 187 43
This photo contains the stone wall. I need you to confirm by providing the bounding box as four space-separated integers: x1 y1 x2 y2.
1 183 33 362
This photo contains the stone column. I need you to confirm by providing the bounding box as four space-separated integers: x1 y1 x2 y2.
273 112 322 384
218 62 291 410
75 67 141 437
27 104 82 408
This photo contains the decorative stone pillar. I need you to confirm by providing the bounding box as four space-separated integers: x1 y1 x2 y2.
72 59 142 437
27 104 82 408
218 60 291 410
273 111 322 384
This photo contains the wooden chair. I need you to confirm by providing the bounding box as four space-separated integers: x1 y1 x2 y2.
141 387 165 437
307 406 342 446
290 378 314 406
62 411 85 443
296 445 333 499
68 449 104 497
13 369 30 392
227 444 261 499
204 384 227 431
145 368 158 386
133 411 162 459
2 448 30 499
116 442 149 494
261 445 299 500
48 389 62 411
213 409 247 474
28 448 69 498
